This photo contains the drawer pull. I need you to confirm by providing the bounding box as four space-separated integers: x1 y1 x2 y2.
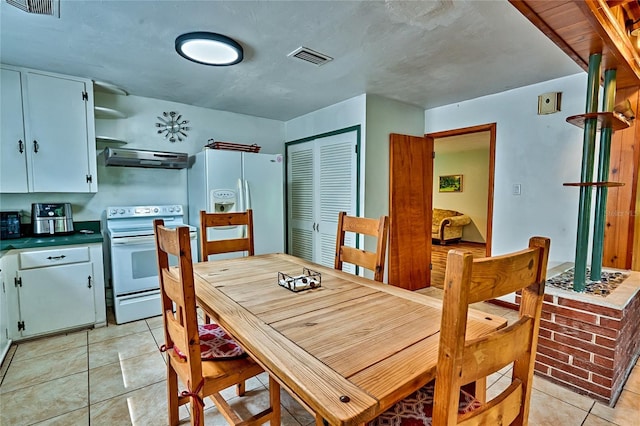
46 255 66 260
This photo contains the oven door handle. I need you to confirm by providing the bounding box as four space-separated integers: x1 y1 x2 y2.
112 232 197 245
111 235 156 245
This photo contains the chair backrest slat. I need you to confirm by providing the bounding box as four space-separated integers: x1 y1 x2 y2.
432 236 550 426
200 210 255 259
334 211 389 282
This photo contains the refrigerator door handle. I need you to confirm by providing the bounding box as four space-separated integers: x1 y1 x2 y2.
236 178 245 212
244 179 251 211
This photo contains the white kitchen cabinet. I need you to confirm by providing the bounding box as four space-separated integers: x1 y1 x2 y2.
4 243 106 341
0 65 97 193
0 68 28 193
287 130 358 268
0 252 11 365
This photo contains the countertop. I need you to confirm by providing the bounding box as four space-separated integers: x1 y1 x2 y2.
0 221 103 251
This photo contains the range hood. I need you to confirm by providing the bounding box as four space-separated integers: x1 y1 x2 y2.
104 147 189 169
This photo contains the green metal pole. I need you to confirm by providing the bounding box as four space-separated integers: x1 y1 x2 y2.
574 53 601 292
590 69 616 281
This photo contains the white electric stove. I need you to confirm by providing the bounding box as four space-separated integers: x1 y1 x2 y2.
104 205 197 324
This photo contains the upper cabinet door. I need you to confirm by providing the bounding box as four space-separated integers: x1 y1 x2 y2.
0 68 28 193
24 72 94 192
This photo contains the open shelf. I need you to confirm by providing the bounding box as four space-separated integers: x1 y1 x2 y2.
566 112 631 131
93 81 128 96
563 182 625 187
95 106 127 119
96 136 127 147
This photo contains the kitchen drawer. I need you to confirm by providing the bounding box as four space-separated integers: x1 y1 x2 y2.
19 246 90 269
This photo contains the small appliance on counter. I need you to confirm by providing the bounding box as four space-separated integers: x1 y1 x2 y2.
31 203 74 235
0 211 22 239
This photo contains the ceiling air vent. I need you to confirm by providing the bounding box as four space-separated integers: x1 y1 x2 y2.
6 0 59 17
287 46 333 66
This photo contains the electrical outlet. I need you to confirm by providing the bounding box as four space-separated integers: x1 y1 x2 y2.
513 184 521 196
538 92 561 115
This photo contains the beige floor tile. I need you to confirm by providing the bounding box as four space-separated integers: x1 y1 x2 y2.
590 390 640 425
532 375 595 411
88 319 149 344
150 326 166 348
486 375 511 400
1 346 87 394
90 380 188 425
582 414 619 426
622 364 640 394
0 371 88 425
89 351 166 404
32 407 89 426
13 330 87 362
146 314 164 330
527 388 589 425
89 330 159 369
0 345 17 383
279 387 315 425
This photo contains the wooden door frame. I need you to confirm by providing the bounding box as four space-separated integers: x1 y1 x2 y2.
425 123 496 256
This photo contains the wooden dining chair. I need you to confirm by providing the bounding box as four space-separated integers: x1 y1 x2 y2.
334 211 389 282
199 209 254 261
199 209 254 325
153 219 280 426
368 236 550 426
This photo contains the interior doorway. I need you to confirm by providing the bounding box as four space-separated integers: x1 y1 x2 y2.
425 123 496 288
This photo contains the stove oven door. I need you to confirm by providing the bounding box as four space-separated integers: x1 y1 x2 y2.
110 232 197 295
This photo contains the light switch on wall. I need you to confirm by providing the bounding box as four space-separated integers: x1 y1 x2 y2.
513 184 522 195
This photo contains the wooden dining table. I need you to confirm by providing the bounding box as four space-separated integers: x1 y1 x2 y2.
193 253 506 426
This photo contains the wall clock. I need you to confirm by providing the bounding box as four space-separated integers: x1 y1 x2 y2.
156 111 190 142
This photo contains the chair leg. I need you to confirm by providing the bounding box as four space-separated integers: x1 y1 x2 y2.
190 396 204 426
269 375 281 426
167 363 180 426
236 380 246 396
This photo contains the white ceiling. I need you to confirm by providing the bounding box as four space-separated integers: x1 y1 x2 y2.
0 0 583 121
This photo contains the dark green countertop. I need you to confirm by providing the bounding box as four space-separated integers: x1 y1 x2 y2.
0 221 103 251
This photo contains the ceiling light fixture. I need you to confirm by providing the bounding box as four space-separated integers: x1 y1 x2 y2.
175 32 243 66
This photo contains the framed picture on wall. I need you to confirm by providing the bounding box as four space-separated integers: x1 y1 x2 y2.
439 174 463 192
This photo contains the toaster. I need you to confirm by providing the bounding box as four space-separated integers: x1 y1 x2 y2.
31 203 74 235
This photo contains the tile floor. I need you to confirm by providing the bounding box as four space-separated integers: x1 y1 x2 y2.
1 295 638 426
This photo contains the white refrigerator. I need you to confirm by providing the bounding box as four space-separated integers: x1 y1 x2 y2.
187 148 285 260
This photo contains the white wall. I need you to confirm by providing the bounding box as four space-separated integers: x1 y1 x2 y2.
0 92 284 223
433 148 489 243
425 73 587 263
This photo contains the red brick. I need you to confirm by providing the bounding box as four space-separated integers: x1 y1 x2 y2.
594 335 616 349
541 310 552 320
593 354 614 369
536 352 570 371
535 362 550 375
599 317 622 330
537 336 591 361
550 368 611 399
539 319 594 341
554 316 618 339
557 298 623 319
553 334 615 358
543 293 554 303
535 373 611 404
542 303 598 324
538 328 552 339
592 374 613 388
571 357 613 378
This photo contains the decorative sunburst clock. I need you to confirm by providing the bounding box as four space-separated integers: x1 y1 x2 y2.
156 111 190 142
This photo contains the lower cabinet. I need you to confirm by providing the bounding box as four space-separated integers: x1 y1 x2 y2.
4 243 106 341
0 252 11 363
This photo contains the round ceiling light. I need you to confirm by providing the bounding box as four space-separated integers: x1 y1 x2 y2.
175 32 244 66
